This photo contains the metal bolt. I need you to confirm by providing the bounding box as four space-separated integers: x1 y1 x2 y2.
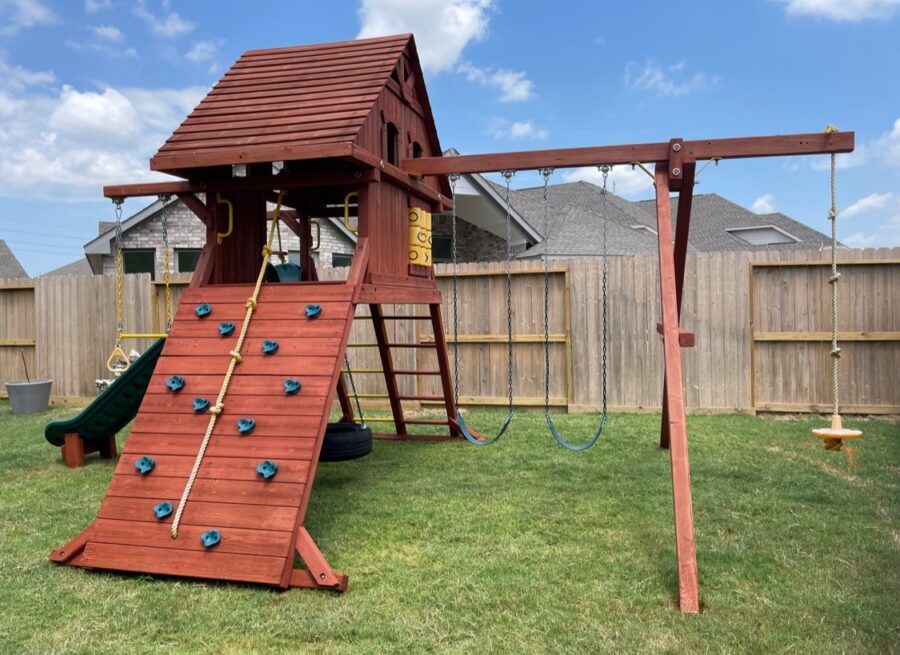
672 167 682 176
672 143 682 152
320 573 326 580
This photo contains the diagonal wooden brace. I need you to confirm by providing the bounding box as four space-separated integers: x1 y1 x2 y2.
291 528 348 592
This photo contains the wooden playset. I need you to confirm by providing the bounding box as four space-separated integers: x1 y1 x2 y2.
49 34 855 613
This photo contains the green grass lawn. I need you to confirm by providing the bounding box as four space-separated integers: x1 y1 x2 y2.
0 402 897 654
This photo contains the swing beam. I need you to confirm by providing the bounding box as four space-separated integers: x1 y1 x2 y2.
402 130 855 614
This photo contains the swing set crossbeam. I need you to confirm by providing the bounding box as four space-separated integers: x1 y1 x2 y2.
401 131 855 177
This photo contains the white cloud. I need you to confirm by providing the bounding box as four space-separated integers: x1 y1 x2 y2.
843 215 900 247
624 59 715 97
0 59 206 200
90 24 124 41
808 118 900 171
0 0 55 34
134 0 195 37
563 165 655 199
751 193 777 213
875 118 900 166
843 192 894 218
458 62 534 102
357 0 493 73
777 0 900 21
491 119 548 140
185 40 217 62
85 0 113 12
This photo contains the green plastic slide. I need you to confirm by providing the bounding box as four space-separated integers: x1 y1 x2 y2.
44 338 165 447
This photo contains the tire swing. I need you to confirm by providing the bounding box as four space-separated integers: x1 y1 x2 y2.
449 171 517 445
539 167 609 452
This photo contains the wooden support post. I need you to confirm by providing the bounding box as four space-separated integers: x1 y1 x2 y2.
660 162 696 450
98 435 117 460
370 304 406 435
654 163 700 613
429 303 461 437
291 528 348 592
61 433 86 468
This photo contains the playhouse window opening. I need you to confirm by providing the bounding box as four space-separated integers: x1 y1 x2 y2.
386 122 399 166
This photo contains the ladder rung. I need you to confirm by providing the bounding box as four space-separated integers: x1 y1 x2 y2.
348 393 389 399
378 315 431 320
392 370 441 376
341 368 382 374
347 343 379 348
398 395 445 402
403 419 451 426
386 343 434 348
357 416 396 423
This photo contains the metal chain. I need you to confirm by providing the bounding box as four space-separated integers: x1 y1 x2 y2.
502 170 515 415
449 174 461 405
540 168 553 414
600 165 610 415
828 150 840 416
113 199 124 340
160 195 173 331
343 352 366 426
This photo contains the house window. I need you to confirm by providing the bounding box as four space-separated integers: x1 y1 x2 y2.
432 235 452 263
123 249 155 280
176 249 202 273
332 252 352 268
288 250 301 265
386 122 399 166
726 225 800 246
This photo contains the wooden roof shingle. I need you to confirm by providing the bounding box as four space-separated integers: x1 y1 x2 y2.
150 34 416 173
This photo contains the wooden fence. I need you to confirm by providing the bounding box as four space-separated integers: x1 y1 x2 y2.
1 248 897 413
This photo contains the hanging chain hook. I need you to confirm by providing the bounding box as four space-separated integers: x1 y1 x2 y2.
158 194 173 331
449 173 461 407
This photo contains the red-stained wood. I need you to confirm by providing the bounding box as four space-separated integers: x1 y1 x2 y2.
429 303 461 437
654 164 700 614
402 131 855 176
293 527 346 590
130 413 323 436
62 433 86 468
161 337 342 357
143 373 334 396
123 434 318 460
73 543 286 586
660 163 697 450
152 355 338 377
49 525 94 563
116 453 311 483
105 475 306 506
139 393 331 416
182 285 352 303
369 304 406 435
97 497 298 531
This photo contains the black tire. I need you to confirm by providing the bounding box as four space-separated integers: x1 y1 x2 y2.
320 422 373 462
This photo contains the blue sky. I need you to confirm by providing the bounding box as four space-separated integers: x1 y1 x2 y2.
0 0 898 275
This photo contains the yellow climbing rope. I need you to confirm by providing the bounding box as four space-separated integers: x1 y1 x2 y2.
170 190 285 539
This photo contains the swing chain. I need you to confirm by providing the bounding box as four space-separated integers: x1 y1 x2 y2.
540 168 553 413
159 194 173 331
449 173 461 406
502 170 515 415
343 352 366 427
113 198 125 340
600 165 610 415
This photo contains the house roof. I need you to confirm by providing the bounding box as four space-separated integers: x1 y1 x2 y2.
83 196 179 273
43 258 93 276
0 240 27 279
150 34 439 174
633 194 830 251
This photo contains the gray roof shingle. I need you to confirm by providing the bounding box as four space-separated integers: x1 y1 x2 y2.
0 240 27 279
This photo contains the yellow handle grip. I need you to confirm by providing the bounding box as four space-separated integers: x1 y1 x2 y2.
216 193 234 244
344 192 358 234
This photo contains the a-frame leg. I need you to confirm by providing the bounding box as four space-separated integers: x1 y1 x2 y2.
336 375 354 422
660 162 696 450
290 528 348 592
429 303 461 436
654 163 700 614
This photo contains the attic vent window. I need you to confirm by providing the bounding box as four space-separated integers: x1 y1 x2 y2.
386 122 399 166
726 225 799 246
412 141 423 159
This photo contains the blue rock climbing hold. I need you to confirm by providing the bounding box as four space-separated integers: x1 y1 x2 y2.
200 529 221 548
195 303 212 318
261 340 279 355
305 304 322 319
283 379 301 395
218 322 235 337
192 397 210 412
256 459 278 480
165 375 185 392
153 501 173 519
134 456 155 475
237 418 256 435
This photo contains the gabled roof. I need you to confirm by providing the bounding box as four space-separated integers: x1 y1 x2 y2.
151 34 439 174
43 258 92 276
0 240 27 279
83 197 179 273
633 194 830 251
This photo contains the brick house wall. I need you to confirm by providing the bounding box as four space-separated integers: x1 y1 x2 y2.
432 213 524 262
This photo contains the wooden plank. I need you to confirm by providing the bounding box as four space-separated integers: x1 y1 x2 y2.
152 355 338 377
0 338 35 346
162 337 343 357
144 374 335 396
138 393 329 416
131 413 323 436
124 434 318 459
168 319 349 339
117 453 311 482
75 542 286 586
97 496 298 531
90 519 293 558
106 475 306 506
754 402 900 415
753 331 900 341
402 132 855 175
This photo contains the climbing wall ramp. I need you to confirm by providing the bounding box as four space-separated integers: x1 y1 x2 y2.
51 282 356 590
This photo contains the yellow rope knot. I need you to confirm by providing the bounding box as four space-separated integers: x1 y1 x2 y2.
824 124 839 134
230 351 242 363
262 245 272 258
245 298 257 310
210 404 223 415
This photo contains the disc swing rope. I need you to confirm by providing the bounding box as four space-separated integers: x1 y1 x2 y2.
812 125 862 451
540 167 609 452
106 195 174 374
449 171 516 445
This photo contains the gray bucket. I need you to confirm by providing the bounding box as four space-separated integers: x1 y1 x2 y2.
5 379 52 415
